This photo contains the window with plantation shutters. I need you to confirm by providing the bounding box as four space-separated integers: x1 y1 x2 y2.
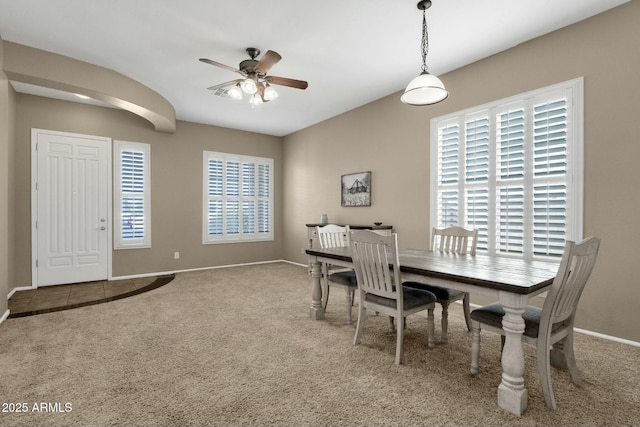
430 78 583 261
114 141 151 249
203 151 273 243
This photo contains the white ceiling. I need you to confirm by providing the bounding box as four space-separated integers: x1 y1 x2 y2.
0 0 629 137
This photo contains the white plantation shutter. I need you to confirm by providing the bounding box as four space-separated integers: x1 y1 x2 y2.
114 141 151 249
242 163 256 234
207 159 224 236
465 115 490 250
465 117 490 183
437 122 460 227
226 161 240 235
431 78 583 261
258 164 271 233
497 186 525 254
465 188 489 251
496 106 526 255
532 97 569 257
203 151 273 243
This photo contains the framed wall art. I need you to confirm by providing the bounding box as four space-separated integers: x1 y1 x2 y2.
341 171 371 207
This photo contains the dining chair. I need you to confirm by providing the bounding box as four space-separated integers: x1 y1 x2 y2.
405 226 478 343
316 224 358 324
469 236 601 410
350 230 437 365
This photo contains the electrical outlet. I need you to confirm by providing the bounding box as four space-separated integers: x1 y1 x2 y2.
174 252 180 259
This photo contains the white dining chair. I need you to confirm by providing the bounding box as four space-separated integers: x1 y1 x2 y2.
350 230 437 365
405 226 478 343
469 236 601 410
316 224 358 324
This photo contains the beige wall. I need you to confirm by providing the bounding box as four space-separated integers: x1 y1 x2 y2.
12 95 283 286
283 2 640 342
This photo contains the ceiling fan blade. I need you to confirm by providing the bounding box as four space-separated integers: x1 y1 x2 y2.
207 79 243 91
254 50 282 75
199 58 244 76
266 75 308 90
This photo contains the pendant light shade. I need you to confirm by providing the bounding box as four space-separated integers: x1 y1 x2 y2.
402 0 448 106
401 71 448 105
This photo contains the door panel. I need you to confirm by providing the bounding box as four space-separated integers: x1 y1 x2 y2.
34 130 110 286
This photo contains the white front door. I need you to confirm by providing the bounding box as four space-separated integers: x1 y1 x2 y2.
32 129 110 286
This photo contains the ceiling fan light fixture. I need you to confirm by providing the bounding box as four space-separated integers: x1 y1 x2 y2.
200 48 308 105
250 93 263 106
402 0 448 106
228 83 243 100
263 84 278 101
241 78 258 94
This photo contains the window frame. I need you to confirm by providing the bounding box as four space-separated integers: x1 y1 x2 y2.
202 151 274 244
430 78 584 261
114 140 151 249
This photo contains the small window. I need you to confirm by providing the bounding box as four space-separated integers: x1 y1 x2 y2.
114 140 151 249
203 151 273 244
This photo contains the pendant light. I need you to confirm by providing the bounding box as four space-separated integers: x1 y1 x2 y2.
401 0 448 106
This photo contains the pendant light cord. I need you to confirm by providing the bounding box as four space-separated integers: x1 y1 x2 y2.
421 9 429 73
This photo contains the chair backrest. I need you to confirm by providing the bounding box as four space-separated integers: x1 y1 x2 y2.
430 226 478 255
349 230 402 302
540 237 601 335
316 224 350 249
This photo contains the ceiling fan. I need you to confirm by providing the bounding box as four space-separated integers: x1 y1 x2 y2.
199 47 308 104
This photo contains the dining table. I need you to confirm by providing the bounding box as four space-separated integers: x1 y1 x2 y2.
305 245 560 416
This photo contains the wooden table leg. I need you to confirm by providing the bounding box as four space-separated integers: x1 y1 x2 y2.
497 292 528 416
309 259 325 320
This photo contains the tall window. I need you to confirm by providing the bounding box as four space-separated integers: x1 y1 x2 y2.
203 151 273 243
430 78 583 260
114 140 151 249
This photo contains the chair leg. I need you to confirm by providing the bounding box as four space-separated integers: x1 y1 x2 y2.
462 293 472 331
395 315 404 365
561 334 581 385
427 307 435 348
440 301 450 343
388 316 395 332
345 288 353 325
353 303 366 345
470 321 480 374
537 335 557 410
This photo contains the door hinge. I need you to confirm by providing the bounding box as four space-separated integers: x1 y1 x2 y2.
35 259 38 267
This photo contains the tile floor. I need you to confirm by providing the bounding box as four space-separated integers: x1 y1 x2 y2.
8 275 174 317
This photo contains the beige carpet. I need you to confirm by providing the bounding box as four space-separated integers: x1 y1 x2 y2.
0 262 638 426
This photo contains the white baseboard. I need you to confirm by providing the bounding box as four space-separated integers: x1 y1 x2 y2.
0 309 9 326
110 259 288 281
574 327 640 347
280 259 308 268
